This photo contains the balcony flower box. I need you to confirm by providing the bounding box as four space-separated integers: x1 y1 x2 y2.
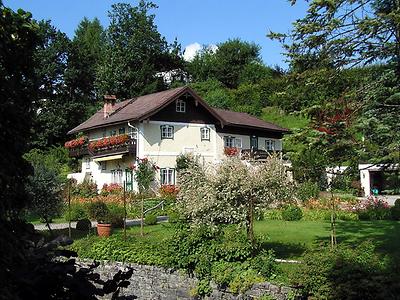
88 134 130 152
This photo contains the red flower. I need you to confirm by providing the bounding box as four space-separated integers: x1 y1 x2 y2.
224 147 239 156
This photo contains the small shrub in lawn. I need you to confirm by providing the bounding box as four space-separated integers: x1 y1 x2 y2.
282 205 303 221
391 199 400 220
297 180 319 202
76 218 91 231
64 203 88 221
144 214 157 225
264 209 282 220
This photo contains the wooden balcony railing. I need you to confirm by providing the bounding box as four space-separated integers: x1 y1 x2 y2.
240 149 281 161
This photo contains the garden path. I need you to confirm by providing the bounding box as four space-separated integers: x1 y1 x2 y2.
33 216 168 231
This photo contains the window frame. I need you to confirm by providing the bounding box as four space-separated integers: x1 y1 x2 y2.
224 136 235 148
176 99 186 113
200 127 210 141
160 168 175 185
160 125 174 139
111 169 123 185
265 139 276 151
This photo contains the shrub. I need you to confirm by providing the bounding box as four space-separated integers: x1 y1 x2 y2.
76 218 91 231
144 214 157 225
391 199 400 220
108 204 125 228
87 201 110 223
159 184 179 201
357 197 391 220
297 180 319 202
263 209 282 220
100 183 122 196
282 205 303 221
167 210 181 223
71 179 98 198
64 203 88 221
295 242 399 299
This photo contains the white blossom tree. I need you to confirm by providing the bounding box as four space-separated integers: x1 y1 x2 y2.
177 156 295 243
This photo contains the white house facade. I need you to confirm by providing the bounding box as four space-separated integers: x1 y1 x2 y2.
66 86 288 192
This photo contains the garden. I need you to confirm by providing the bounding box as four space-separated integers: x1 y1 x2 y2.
29 154 400 299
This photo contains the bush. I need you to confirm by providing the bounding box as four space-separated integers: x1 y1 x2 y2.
295 242 400 299
144 214 157 225
64 203 88 221
297 181 319 202
76 218 92 231
391 199 400 220
108 204 125 228
87 201 109 223
71 179 98 198
282 205 303 221
263 209 282 220
159 184 179 201
167 209 181 223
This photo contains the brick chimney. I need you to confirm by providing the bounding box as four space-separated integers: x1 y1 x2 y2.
103 95 116 118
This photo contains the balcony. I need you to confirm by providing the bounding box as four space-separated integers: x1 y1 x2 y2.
90 138 137 158
66 135 136 158
241 149 282 161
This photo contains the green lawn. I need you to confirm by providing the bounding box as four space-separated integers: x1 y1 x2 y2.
54 219 400 261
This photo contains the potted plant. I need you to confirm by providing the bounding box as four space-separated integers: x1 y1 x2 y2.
87 201 112 237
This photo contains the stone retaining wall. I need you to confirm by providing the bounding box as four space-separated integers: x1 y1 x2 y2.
85 260 297 300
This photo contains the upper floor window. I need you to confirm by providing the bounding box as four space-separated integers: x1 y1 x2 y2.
85 158 90 169
161 125 174 139
200 127 210 141
160 168 175 185
265 139 276 151
119 127 125 135
224 136 242 148
110 129 117 136
176 99 186 113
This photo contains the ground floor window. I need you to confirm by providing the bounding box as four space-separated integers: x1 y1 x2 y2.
265 139 276 151
160 168 175 185
111 169 123 185
224 136 242 148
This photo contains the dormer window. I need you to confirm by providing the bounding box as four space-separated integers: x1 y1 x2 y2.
176 99 186 113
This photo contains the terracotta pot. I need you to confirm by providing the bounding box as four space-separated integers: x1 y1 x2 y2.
97 223 112 237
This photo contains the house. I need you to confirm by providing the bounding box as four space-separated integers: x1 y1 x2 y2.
66 86 289 192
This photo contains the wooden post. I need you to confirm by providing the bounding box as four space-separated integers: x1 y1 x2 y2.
140 194 144 237
123 181 127 240
330 191 337 248
68 180 71 239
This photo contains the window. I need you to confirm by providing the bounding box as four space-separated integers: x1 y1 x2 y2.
235 138 242 149
101 161 107 171
111 169 123 185
200 127 210 141
85 158 90 169
224 136 242 148
265 139 276 151
160 168 175 185
224 136 235 148
125 169 133 191
176 99 186 113
161 125 174 139
119 127 125 135
110 129 117 136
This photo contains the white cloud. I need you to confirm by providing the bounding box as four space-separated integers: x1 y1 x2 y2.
183 42 202 61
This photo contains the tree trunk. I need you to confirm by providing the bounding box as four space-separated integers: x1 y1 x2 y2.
247 197 255 246
140 195 144 237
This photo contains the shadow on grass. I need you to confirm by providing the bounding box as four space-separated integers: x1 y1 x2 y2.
261 241 307 259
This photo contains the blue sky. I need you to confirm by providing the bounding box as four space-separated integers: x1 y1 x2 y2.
5 0 308 67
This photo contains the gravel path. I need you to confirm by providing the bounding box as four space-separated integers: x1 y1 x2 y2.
33 216 168 231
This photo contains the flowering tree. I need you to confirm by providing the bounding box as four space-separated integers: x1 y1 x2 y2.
134 157 158 236
177 156 295 243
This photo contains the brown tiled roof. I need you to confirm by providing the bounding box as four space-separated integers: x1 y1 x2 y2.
214 108 289 132
68 86 288 134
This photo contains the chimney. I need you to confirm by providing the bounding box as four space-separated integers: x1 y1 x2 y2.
103 94 116 118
